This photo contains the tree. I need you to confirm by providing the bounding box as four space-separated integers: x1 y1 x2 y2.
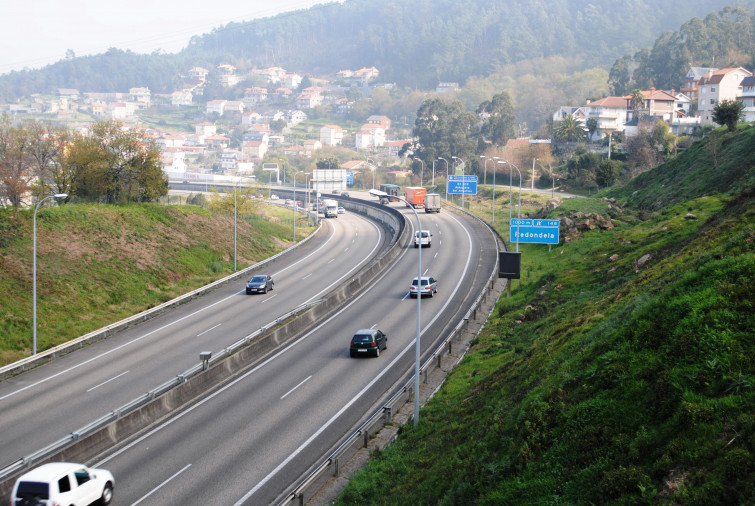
64 121 167 203
476 92 516 146
586 118 598 141
608 55 632 95
712 99 745 132
595 159 623 187
554 114 586 142
630 89 645 119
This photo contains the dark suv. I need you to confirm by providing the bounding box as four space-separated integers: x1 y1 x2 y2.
349 329 387 357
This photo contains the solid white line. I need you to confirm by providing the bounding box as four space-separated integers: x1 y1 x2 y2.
132 463 192 505
280 375 312 400
0 224 344 402
86 371 129 393
197 323 222 337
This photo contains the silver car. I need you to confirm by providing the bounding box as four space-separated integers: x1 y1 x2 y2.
409 276 437 298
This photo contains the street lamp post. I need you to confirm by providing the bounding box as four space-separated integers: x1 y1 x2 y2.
532 158 538 191
479 155 490 186
437 157 449 201
278 158 286 186
367 158 376 190
431 159 435 186
33 193 68 355
500 160 523 252
369 188 423 426
412 157 425 187
293 172 311 242
451 156 466 210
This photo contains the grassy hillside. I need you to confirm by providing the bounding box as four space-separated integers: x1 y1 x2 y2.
0 202 313 366
337 127 755 504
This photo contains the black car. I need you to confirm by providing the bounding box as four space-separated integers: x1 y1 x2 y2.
246 274 274 294
349 329 387 357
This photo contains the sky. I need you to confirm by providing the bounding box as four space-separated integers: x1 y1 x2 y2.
0 0 335 75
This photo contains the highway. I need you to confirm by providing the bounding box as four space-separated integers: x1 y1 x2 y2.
0 210 387 470
91 205 497 504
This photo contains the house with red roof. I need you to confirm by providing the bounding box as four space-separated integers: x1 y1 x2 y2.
697 67 753 125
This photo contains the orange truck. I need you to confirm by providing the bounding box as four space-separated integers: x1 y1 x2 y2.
404 187 426 208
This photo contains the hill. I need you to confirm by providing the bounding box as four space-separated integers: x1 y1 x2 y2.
0 0 743 99
336 127 755 504
0 201 312 366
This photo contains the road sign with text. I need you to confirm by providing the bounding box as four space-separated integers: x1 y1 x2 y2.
448 175 478 195
509 219 560 244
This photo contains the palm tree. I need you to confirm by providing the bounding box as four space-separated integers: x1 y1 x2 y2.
630 89 645 120
555 114 586 142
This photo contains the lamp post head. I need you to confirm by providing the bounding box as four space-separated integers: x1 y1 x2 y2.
369 188 387 198
53 193 68 199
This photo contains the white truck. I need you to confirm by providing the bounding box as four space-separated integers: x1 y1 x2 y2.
323 199 338 218
425 193 441 213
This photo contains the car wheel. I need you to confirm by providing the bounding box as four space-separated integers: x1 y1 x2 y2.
384 339 387 350
100 482 114 505
430 289 434 297
375 346 380 357
264 286 268 294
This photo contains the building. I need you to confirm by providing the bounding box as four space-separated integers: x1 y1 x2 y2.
698 67 753 125
681 67 717 101
320 125 344 146
738 75 755 123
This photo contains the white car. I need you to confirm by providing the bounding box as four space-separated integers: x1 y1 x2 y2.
410 276 438 298
337 206 346 214
10 462 114 505
270 194 280 200
414 230 432 248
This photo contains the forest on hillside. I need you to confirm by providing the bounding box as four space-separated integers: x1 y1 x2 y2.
0 0 751 102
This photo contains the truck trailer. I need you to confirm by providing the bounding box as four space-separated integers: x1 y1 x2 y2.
404 187 427 208
378 184 401 204
424 193 441 213
323 199 338 218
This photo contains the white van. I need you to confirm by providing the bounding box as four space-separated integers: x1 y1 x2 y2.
414 230 432 248
10 462 114 505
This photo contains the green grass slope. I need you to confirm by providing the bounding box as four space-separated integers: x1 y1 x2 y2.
0 203 310 366
337 128 755 504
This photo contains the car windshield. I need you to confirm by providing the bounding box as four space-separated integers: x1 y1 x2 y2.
353 334 373 343
250 276 266 283
412 278 429 286
416 231 429 238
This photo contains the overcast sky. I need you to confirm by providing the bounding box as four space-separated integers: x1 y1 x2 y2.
1 0 335 75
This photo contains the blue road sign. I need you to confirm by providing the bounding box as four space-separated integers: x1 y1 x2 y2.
347 172 354 185
448 174 478 195
509 219 560 244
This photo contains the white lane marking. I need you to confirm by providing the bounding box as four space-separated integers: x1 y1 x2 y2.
234 211 476 505
280 375 312 400
86 371 129 393
344 247 350 253
260 294 278 303
197 324 221 337
327 258 335 264
132 463 192 505
302 273 312 280
1 228 338 402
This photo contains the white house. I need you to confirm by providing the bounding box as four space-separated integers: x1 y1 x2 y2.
698 67 753 125
320 125 344 146
738 75 755 123
206 100 227 116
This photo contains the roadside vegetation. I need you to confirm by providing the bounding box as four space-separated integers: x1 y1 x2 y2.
336 126 754 504
0 198 314 366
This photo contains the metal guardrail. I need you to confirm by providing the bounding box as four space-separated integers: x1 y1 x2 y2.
278 201 506 505
0 299 323 483
0 221 323 381
0 197 406 495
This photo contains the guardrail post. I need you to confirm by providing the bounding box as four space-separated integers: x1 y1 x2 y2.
334 457 339 476
423 368 429 384
363 431 369 448
448 341 453 355
464 317 470 330
298 492 304 506
383 406 392 424
437 354 442 369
